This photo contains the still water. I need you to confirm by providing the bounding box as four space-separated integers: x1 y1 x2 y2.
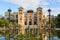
0 36 60 40
0 36 14 40
45 36 60 40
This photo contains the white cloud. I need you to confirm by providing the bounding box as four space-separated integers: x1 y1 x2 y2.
43 7 60 16
56 0 60 2
1 0 52 16
2 0 60 16
3 0 49 10
52 8 60 16
40 0 49 5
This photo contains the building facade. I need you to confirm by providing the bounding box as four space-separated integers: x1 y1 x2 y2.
18 7 46 34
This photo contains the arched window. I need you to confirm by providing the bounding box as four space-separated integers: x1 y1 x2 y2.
34 21 37 25
29 21 32 25
34 16 37 25
25 21 27 25
19 10 22 14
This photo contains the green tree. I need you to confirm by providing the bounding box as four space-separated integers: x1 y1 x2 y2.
56 14 60 28
50 19 56 27
0 20 9 27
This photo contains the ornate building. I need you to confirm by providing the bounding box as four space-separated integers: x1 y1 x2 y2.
18 7 46 34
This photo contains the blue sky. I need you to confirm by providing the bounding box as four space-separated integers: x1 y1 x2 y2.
0 0 60 16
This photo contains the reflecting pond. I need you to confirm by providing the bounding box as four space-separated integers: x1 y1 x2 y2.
45 36 59 40
0 36 60 40
0 36 14 40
